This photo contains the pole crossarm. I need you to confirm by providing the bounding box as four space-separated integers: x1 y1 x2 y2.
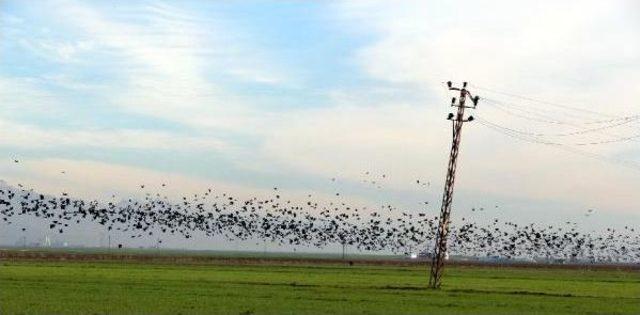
428 81 479 289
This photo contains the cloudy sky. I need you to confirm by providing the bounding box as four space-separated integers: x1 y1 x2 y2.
1 1 639 248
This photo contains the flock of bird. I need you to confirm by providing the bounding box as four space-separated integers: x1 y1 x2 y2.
1 175 638 264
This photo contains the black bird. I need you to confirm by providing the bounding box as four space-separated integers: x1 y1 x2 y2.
0 180 637 264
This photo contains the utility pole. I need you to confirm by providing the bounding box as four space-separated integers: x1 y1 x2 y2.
428 81 479 289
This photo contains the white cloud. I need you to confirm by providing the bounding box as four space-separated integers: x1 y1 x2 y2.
256 0 640 214
0 118 227 151
1 158 256 201
335 1 640 112
1 158 378 215
262 103 446 180
18 38 95 63
258 94 640 213
44 0 288 131
2 0 639 218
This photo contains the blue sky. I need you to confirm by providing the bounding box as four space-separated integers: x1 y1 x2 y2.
1 0 639 247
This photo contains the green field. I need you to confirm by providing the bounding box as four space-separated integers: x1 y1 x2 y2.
1 259 639 314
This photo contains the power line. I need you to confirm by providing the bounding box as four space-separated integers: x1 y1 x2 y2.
475 118 640 171
481 97 640 143
475 113 640 137
482 99 570 125
483 97 640 126
469 83 620 119
476 116 640 146
475 117 562 146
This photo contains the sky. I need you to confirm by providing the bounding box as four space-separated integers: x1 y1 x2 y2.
1 0 639 249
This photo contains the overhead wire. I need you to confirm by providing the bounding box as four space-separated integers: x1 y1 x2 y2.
469 83 621 119
474 117 640 171
483 96 640 125
475 115 640 146
478 94 640 143
482 97 640 125
435 81 640 173
475 111 640 137
483 98 585 125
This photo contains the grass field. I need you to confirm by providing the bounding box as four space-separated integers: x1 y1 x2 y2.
1 254 639 315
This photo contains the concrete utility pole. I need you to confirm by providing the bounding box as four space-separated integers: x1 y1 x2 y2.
428 81 479 289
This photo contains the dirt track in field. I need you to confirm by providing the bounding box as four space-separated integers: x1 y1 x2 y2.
1 249 638 271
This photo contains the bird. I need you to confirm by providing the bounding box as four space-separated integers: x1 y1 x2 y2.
0 180 636 264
